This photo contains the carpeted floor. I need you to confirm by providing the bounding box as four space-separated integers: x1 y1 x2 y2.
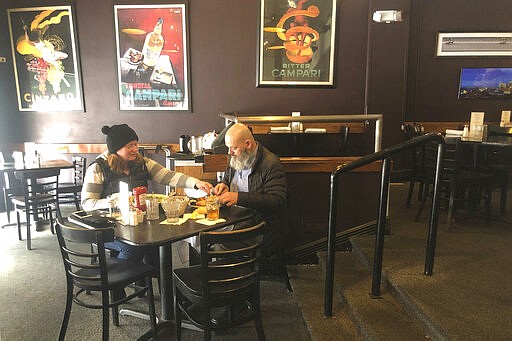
0 209 311 341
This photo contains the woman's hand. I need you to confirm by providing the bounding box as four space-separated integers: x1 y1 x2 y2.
194 180 213 194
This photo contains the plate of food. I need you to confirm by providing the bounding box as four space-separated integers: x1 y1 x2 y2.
188 196 207 208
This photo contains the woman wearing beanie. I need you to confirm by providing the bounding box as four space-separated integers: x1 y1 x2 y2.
81 123 213 263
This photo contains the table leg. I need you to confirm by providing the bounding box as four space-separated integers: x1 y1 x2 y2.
159 243 173 321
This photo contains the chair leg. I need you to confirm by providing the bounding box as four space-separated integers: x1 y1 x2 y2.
174 285 182 341
418 183 425 202
102 291 110 341
59 284 74 341
500 185 508 216
415 184 429 222
25 209 32 250
203 328 211 341
446 186 456 231
406 180 415 207
74 193 81 211
111 290 120 326
485 186 492 223
146 276 157 337
175 306 182 340
252 297 266 341
254 313 266 341
16 211 22 241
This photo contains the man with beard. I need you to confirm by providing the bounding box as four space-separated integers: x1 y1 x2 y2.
213 123 288 256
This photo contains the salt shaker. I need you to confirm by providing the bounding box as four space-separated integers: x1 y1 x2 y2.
462 125 469 138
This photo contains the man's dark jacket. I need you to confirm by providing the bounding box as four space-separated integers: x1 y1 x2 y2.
221 144 288 256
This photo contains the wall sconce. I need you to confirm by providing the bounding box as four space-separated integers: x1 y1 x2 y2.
372 10 403 23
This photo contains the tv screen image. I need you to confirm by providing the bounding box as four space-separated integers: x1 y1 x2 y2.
459 67 512 99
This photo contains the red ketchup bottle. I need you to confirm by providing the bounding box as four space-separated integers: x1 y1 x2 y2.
132 186 147 211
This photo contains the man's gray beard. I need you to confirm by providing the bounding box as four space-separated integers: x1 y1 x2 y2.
230 149 256 171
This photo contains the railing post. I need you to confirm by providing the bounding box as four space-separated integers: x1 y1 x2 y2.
370 157 391 297
424 142 444 275
322 133 445 315
323 171 339 317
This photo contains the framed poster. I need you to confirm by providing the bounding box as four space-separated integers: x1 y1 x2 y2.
437 32 512 57
459 68 512 99
7 6 84 111
257 0 338 87
114 3 191 111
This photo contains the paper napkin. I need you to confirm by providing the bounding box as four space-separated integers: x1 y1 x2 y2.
195 218 226 226
183 212 205 220
160 217 189 225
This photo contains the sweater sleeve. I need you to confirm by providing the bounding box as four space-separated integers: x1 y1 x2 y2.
145 157 199 189
81 162 110 211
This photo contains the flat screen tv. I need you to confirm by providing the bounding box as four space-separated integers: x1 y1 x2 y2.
458 67 512 99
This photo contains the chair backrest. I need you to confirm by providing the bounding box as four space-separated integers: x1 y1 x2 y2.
423 139 471 181
488 125 512 137
15 168 60 209
72 156 87 186
3 169 23 196
199 222 265 307
401 124 427 173
56 219 115 289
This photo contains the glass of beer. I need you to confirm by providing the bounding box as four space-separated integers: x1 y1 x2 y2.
206 196 220 221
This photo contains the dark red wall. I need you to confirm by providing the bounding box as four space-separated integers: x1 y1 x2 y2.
406 0 512 123
0 0 369 145
0 0 510 149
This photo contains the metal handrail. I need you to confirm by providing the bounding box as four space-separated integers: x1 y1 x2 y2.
324 132 446 316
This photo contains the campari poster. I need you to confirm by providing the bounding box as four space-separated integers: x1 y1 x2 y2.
114 4 191 111
7 6 84 111
257 0 337 87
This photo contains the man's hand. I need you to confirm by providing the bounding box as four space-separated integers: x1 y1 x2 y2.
217 191 238 207
213 182 229 195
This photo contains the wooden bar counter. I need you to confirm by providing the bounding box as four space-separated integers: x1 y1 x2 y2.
188 154 382 259
280 156 381 257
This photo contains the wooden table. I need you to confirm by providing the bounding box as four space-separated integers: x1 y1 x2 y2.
114 205 255 323
446 135 512 168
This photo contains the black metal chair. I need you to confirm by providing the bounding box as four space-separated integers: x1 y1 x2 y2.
400 124 429 207
480 126 512 215
11 168 60 250
55 219 157 341
58 156 87 212
1 168 23 227
415 139 493 229
173 222 266 341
